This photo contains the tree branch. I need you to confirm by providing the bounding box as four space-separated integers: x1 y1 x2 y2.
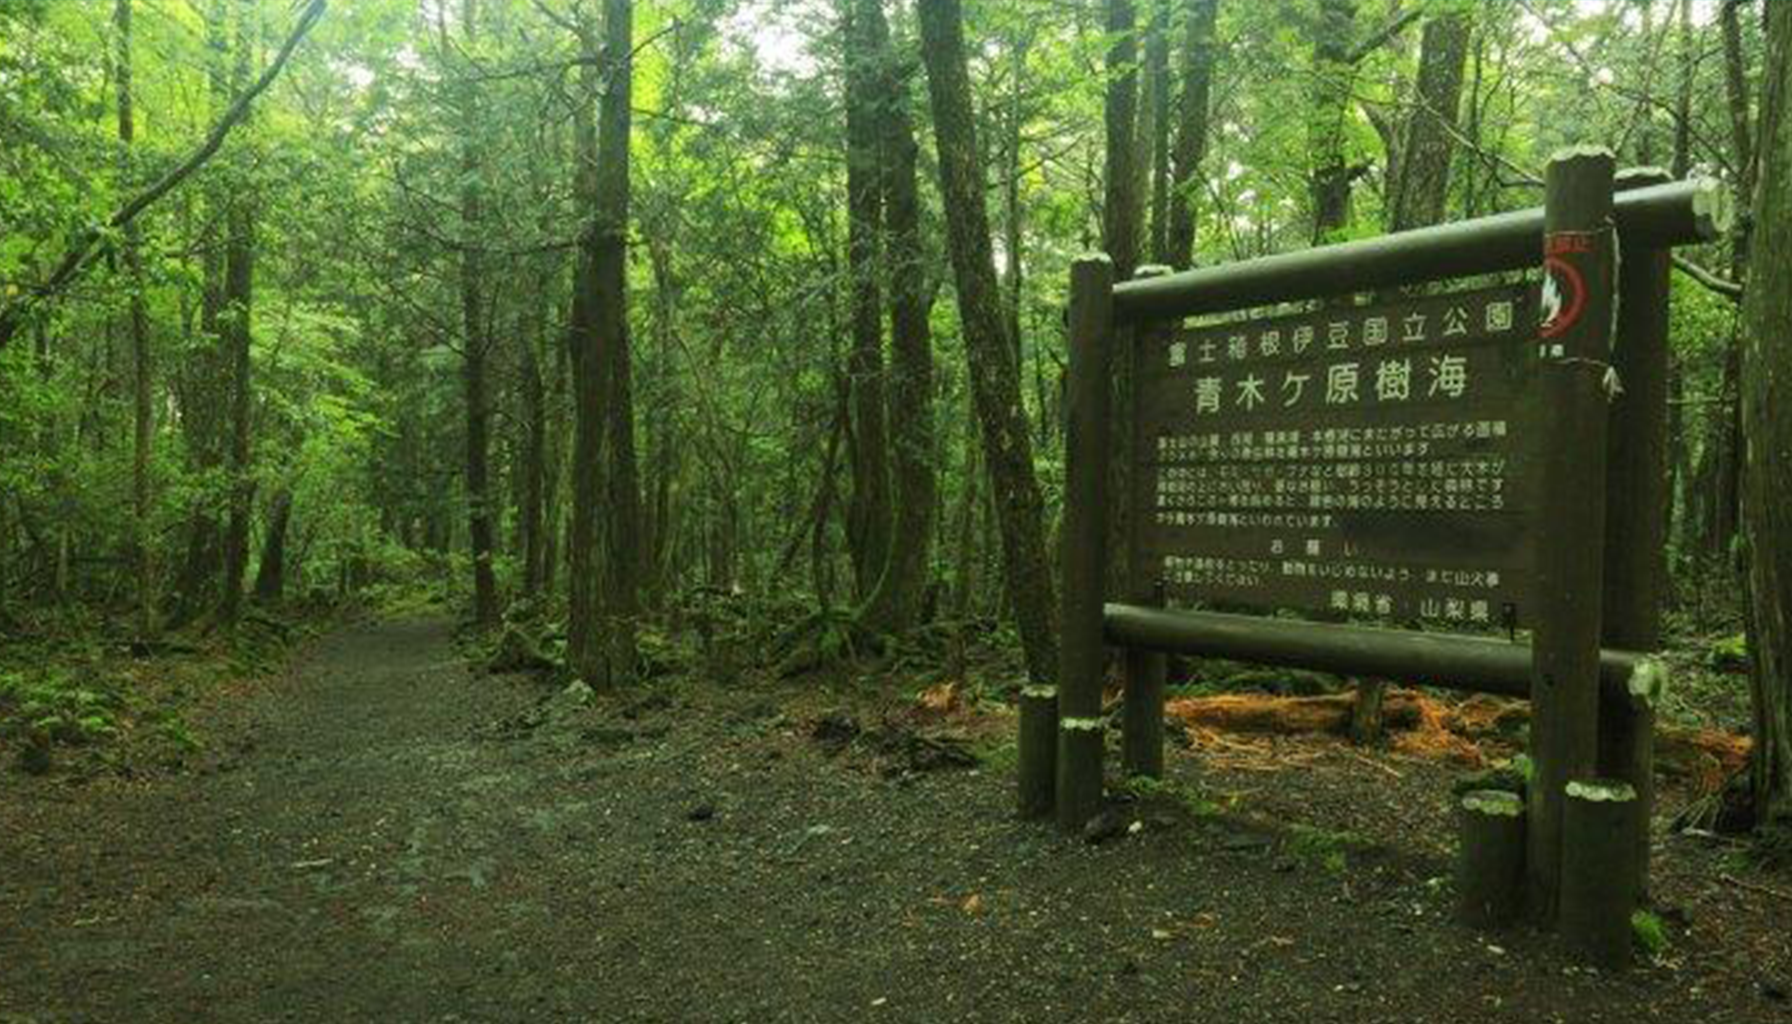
1673 254 1745 300
0 0 329 352
1348 6 1424 66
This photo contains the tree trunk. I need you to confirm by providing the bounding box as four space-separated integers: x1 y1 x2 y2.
1709 0 1757 562
1144 0 1171 264
519 313 547 596
844 0 893 602
169 0 236 626
861 3 936 634
567 19 607 679
566 0 642 688
217 0 256 626
1741 0 1792 828
1309 0 1359 244
1165 0 1218 269
1104 0 1142 279
458 0 499 630
917 0 1059 688
253 487 292 603
1386 10 1470 234
115 0 155 639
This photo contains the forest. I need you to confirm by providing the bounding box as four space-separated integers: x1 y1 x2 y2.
3 0 1791 1020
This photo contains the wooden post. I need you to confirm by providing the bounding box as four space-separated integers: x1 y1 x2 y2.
1456 789 1527 929
1560 778 1643 969
1122 579 1168 778
1057 253 1116 831
1122 264 1171 780
1600 166 1673 898
1017 684 1057 819
1527 147 1617 922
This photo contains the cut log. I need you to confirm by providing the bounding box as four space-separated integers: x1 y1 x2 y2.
1560 778 1642 968
1018 685 1057 819
1056 716 1104 831
1455 788 1526 928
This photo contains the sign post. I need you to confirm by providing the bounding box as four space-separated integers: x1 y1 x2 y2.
1056 254 1115 831
1600 167 1675 896
1525 147 1617 920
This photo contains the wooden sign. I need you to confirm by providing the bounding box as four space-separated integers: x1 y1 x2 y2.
1132 283 1539 626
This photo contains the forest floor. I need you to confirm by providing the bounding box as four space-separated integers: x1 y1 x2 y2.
3 614 1790 1023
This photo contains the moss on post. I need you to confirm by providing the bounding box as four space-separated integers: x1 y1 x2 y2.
1056 716 1105 831
1455 788 1526 928
1560 778 1642 969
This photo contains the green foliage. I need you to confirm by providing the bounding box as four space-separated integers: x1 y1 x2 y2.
1120 774 1222 818
1708 633 1750 673
0 668 123 746
1287 824 1364 875
1630 909 1670 959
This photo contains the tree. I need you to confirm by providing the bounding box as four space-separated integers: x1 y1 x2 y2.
917 0 1059 688
566 0 643 688
844 0 894 601
1103 0 1142 279
455 0 500 630
1386 8 1471 234
1740 0 1791 829
860 0 937 634
217 0 259 626
1164 0 1218 269
114 0 154 638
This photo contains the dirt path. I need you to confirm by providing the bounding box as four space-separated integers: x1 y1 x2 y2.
2 616 1788 1023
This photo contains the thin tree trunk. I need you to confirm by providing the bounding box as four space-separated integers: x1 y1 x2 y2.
1709 0 1756 561
1104 0 1142 279
567 16 607 679
1145 0 1171 264
458 0 499 630
253 487 292 603
1309 0 1360 243
217 0 256 626
115 0 155 639
1165 0 1218 268
918 0 1059 687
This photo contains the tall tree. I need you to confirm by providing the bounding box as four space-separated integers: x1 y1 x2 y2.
115 0 154 638
456 0 500 629
1103 0 1142 278
217 0 258 625
1386 8 1471 234
1308 0 1360 242
1741 0 1792 829
1164 0 1218 269
1704 0 1757 559
917 0 1059 687
567 0 643 688
844 0 893 600
861 0 936 634
1143 0 1171 264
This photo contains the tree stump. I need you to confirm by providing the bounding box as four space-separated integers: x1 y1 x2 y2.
1056 717 1105 831
1455 788 1526 928
1017 685 1057 819
1560 778 1642 969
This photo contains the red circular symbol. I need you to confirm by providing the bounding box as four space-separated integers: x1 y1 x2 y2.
1540 255 1586 338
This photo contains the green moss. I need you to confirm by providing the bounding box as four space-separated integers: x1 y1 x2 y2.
1631 910 1670 958
1288 824 1365 875
973 738 1018 773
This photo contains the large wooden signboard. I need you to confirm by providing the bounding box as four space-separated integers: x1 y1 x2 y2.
1132 283 1540 626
